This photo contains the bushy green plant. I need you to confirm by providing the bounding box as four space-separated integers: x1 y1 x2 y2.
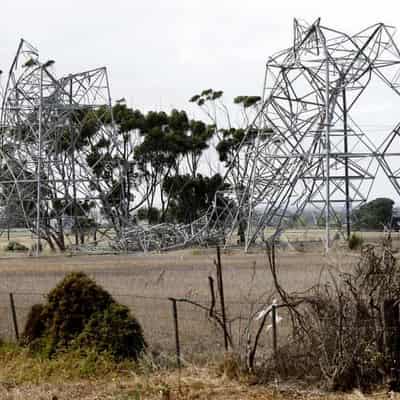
21 304 45 344
348 232 363 250
5 241 28 251
76 303 146 360
22 272 146 360
41 272 114 347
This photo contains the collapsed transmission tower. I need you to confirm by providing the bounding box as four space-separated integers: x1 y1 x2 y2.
224 19 400 251
0 39 234 254
0 39 120 253
4 22 400 255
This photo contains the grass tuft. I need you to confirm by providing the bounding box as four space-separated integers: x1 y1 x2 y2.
348 233 364 250
0 341 135 384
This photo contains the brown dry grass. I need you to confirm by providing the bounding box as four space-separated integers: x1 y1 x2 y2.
0 234 399 398
0 240 379 358
0 367 398 399
0 245 357 295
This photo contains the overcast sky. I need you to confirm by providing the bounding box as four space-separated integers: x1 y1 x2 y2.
2 0 400 200
1 0 400 111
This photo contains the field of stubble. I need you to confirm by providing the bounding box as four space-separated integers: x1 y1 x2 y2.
0 234 397 399
0 244 359 356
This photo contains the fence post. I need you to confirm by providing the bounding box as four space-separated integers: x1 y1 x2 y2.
169 297 181 369
216 245 229 351
271 303 278 366
208 276 216 317
9 293 19 341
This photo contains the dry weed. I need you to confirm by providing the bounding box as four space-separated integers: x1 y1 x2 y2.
0 368 397 399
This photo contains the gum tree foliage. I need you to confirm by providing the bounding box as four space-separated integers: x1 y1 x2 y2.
189 90 271 191
190 90 269 240
0 92 222 247
162 173 228 224
0 106 112 251
133 108 214 221
89 102 147 227
352 197 395 230
133 109 185 218
216 97 269 168
2 101 215 247
85 104 214 227
1 102 146 249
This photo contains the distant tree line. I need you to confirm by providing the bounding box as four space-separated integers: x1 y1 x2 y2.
352 197 395 230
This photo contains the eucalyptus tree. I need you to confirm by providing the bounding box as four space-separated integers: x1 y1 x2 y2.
162 173 227 224
134 109 214 221
189 90 272 243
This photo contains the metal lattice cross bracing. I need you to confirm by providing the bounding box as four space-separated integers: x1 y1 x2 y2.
0 39 120 252
222 19 400 251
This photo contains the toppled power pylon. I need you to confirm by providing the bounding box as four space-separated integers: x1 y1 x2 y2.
0 39 235 254
3 20 400 255
222 19 400 251
0 39 120 252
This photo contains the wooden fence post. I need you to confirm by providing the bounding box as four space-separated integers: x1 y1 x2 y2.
208 276 216 317
216 246 229 351
9 293 19 341
272 303 278 366
169 297 181 369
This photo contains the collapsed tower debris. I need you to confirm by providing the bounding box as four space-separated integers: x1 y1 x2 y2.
224 19 400 251
0 39 120 252
3 19 400 253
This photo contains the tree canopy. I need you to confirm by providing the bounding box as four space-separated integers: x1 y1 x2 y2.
352 197 394 230
163 173 228 224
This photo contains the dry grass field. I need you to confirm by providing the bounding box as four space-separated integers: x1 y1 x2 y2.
0 248 332 355
1 366 398 399
1 370 399 400
0 237 364 356
0 230 397 399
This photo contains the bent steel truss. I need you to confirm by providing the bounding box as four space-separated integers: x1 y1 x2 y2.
0 39 120 252
3 20 400 254
224 19 400 250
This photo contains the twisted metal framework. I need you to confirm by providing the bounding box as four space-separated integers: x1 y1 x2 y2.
0 39 119 252
3 21 400 254
118 19 400 252
0 39 234 253
223 19 400 251
0 39 233 253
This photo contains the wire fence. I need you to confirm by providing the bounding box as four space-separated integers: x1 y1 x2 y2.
0 290 280 364
3 290 400 375
0 245 282 365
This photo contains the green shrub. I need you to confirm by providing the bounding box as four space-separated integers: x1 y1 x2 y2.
41 272 114 348
348 233 363 250
76 303 146 360
5 241 28 251
22 272 146 360
21 304 45 344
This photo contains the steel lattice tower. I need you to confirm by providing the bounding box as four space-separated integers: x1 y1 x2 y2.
223 19 400 251
0 39 120 253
